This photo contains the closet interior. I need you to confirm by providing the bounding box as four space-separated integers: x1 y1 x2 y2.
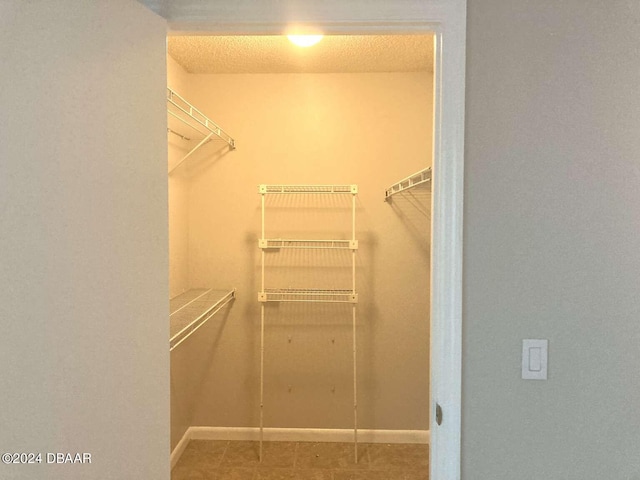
168 33 434 476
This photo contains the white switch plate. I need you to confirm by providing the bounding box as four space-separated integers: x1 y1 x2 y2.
522 339 548 380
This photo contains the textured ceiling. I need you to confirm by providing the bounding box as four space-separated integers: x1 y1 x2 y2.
168 35 434 74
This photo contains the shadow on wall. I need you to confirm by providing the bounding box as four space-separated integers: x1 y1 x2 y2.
386 187 431 252
170 303 234 446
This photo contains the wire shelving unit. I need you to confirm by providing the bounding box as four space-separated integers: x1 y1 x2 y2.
384 167 432 201
257 184 359 463
169 288 236 352
167 87 236 174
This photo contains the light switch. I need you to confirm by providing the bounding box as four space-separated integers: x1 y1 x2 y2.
528 347 542 371
522 339 548 380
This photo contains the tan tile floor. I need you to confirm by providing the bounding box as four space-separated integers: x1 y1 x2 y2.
172 441 429 480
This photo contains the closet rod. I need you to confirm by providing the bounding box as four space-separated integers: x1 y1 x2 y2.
168 128 190 141
384 167 432 201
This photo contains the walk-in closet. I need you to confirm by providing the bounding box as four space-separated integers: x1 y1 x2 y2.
168 34 434 480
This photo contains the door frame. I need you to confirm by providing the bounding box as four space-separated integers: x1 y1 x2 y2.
160 2 466 478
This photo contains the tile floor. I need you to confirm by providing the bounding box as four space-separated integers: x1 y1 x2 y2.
172 440 429 480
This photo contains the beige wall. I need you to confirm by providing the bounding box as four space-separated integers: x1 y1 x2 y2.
168 55 195 448
0 1 169 479
168 72 432 440
463 1 640 478
168 55 191 297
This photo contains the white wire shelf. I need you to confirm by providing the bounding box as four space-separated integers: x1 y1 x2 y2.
259 184 358 195
259 239 358 250
167 87 235 174
384 167 432 201
169 288 236 352
258 288 358 303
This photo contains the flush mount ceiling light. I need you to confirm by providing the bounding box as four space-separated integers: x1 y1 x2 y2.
287 34 323 47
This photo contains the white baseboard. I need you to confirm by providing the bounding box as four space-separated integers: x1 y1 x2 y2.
171 426 429 468
190 427 430 444
170 429 192 469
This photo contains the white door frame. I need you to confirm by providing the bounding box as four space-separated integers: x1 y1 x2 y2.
159 2 466 478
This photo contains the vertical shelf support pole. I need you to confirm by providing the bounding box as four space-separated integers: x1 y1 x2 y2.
351 188 358 464
260 191 266 463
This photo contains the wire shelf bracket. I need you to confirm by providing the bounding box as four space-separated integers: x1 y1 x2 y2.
384 167 432 201
167 86 236 174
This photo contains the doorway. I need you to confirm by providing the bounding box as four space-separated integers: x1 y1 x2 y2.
162 27 458 480
0 2 464 480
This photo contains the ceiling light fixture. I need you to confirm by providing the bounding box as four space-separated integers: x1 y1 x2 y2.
287 34 323 47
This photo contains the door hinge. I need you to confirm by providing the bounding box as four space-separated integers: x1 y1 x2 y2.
435 403 443 426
